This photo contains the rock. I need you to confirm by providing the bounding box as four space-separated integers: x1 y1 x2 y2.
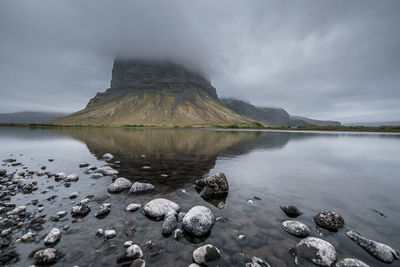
44 228 61 245
174 229 184 240
280 205 302 218
69 192 79 199
143 198 180 219
91 173 104 179
8 205 26 215
247 199 254 205
346 230 399 263
192 244 221 265
38 207 44 212
182 206 214 236
189 264 201 267
0 169 6 176
104 229 116 239
293 237 336 266
33 248 58 265
103 153 114 160
95 203 111 218
66 173 79 182
126 244 143 259
96 229 104 237
95 166 119 176
71 203 91 216
129 182 154 194
216 216 228 223
177 212 186 222
245 256 271 267
282 220 310 237
335 258 370 267
194 172 229 199
314 211 344 231
107 177 132 193
56 210 67 219
130 258 146 267
20 231 36 242
162 210 178 236
124 241 134 247
126 203 141 212
55 172 67 180
79 163 90 168
48 158 54 162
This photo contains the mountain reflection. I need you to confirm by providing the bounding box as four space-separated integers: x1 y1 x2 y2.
52 128 295 194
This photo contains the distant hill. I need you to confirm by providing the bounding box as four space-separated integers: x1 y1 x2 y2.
345 121 400 127
0 111 68 123
53 59 253 126
221 98 341 126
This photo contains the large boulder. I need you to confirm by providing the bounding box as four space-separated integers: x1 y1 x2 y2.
194 172 229 199
182 206 214 236
292 237 336 266
192 244 221 265
107 177 132 193
314 211 344 231
143 198 180 220
281 220 310 237
129 182 154 194
346 230 399 263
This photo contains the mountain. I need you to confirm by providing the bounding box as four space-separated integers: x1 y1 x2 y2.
290 116 341 126
220 98 341 126
0 111 68 123
53 59 252 126
345 121 400 127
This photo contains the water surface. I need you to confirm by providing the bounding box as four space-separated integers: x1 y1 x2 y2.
0 127 399 266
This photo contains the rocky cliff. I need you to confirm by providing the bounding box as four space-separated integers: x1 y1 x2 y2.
53 59 252 126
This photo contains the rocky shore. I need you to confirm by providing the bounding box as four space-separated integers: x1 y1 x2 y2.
0 153 398 266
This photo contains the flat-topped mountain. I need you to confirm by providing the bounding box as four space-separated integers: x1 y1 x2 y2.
53 59 252 126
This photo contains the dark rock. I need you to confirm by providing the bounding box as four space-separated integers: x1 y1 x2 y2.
0 250 19 264
79 163 90 168
346 230 399 263
95 203 111 218
194 172 229 199
280 205 302 218
130 258 146 267
314 211 344 231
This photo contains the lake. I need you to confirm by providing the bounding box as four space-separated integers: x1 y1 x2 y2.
0 127 399 266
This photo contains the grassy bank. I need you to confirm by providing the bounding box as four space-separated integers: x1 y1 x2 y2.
0 123 399 132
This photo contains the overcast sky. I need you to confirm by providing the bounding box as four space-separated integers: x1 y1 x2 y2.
0 1 399 123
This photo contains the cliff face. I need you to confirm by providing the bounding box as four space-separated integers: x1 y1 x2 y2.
54 59 252 126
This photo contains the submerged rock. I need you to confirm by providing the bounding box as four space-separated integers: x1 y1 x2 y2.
131 258 146 267
192 244 221 265
182 206 214 236
335 258 370 267
314 211 344 231
79 163 90 168
107 177 132 193
126 203 141 212
95 203 111 218
346 230 399 263
282 220 310 237
194 172 229 199
280 205 302 218
162 210 178 236
103 153 114 160
44 228 61 246
95 166 119 176
91 173 103 179
126 244 143 259
245 256 271 267
129 182 154 194
293 237 336 266
33 248 58 265
143 198 180 219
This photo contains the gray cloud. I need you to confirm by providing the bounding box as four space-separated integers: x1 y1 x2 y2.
0 0 399 122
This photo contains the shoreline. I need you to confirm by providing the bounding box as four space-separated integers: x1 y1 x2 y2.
0 123 400 133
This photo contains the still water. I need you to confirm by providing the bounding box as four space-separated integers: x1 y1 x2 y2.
0 127 399 266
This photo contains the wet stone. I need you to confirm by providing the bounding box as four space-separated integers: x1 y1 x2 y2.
292 237 336 266
107 177 132 193
126 203 141 212
33 248 58 265
335 258 370 267
194 172 229 200
192 244 221 265
182 205 214 236
126 244 143 259
314 211 344 231
44 228 61 245
281 220 310 237
95 203 111 218
143 198 180 220
280 205 302 218
129 182 154 194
